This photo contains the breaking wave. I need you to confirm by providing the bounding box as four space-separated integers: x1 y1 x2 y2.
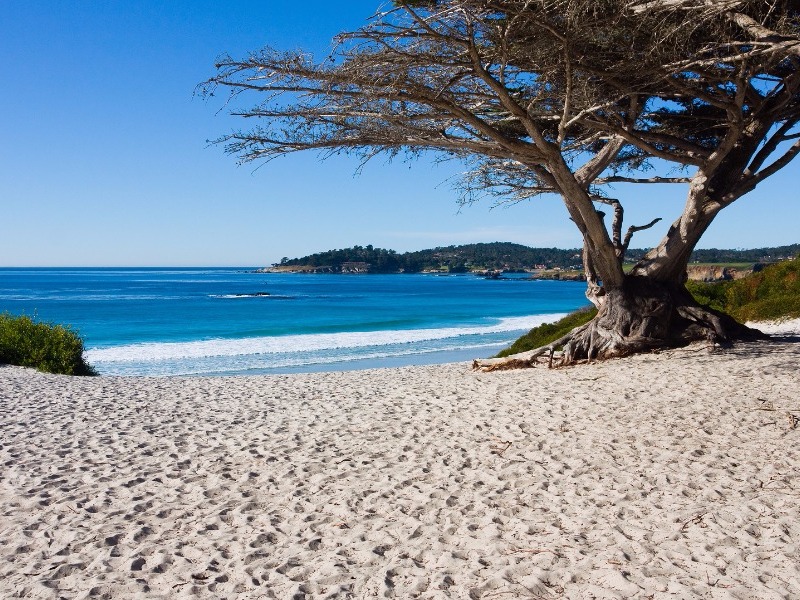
86 313 566 376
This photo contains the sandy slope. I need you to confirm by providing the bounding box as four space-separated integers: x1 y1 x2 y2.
1 325 799 599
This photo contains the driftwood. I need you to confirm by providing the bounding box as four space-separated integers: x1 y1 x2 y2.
473 330 578 371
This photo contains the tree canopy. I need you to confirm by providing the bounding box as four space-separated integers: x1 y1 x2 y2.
203 0 800 366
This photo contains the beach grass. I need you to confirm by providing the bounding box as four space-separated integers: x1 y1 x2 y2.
494 306 598 357
0 313 96 376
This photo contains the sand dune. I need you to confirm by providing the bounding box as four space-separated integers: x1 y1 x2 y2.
1 325 799 598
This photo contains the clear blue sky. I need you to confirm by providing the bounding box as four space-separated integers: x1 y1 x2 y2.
2 1 798 266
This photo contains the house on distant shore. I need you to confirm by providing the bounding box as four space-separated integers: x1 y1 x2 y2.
340 262 371 273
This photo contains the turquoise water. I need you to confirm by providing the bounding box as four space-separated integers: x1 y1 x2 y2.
0 268 589 375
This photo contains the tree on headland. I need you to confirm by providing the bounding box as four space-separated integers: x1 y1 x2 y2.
278 242 800 272
202 0 800 367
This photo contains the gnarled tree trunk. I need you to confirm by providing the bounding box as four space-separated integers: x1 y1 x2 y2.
560 276 762 363
475 275 765 371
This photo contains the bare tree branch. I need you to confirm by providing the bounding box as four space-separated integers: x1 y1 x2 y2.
745 118 800 175
623 218 664 253
593 197 625 253
595 176 692 184
749 138 800 187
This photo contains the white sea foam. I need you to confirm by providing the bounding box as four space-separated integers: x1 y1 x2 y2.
209 294 295 299
86 314 567 364
95 341 508 377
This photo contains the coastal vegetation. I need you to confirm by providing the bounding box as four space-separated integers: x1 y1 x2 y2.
271 242 800 275
0 313 96 376
686 258 800 323
495 307 598 358
205 1 800 367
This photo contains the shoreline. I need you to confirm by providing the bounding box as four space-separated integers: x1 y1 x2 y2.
85 317 800 378
1 326 799 598
179 343 512 377
84 312 575 378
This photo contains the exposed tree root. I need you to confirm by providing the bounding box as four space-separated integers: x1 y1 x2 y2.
474 278 767 371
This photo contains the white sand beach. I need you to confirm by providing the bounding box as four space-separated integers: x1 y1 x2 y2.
1 322 799 599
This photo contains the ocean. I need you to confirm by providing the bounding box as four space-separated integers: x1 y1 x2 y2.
0 268 589 376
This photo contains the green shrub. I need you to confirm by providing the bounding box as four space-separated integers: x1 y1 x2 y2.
684 279 732 313
0 313 97 376
687 258 800 322
733 295 800 322
495 306 597 357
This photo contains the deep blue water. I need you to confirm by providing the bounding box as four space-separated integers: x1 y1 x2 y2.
0 268 589 375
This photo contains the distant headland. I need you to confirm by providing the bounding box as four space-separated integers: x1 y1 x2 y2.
256 242 800 282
